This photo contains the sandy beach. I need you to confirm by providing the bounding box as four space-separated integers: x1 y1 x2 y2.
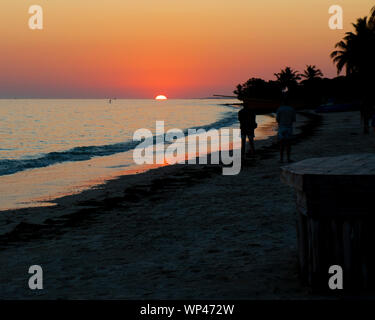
1 110 374 299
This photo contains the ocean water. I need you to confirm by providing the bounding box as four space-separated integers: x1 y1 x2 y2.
0 99 276 210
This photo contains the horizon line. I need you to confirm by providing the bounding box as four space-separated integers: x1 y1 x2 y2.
0 96 238 100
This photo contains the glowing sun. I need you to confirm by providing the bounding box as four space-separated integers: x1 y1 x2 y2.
155 95 168 100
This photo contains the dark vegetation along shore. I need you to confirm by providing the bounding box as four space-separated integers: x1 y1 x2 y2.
233 6 375 114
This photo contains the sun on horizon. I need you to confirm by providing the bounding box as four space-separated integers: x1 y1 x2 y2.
155 95 168 100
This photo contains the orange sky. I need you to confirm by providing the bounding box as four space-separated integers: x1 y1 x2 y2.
0 0 373 98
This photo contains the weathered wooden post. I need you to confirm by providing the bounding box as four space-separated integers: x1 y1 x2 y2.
281 154 375 292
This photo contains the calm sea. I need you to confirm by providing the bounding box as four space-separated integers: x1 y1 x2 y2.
0 99 276 210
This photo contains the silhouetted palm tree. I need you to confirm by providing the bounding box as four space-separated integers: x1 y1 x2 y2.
370 6 375 28
302 65 323 80
331 10 375 76
274 67 301 89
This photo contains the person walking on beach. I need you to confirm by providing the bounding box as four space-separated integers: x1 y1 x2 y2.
276 97 296 163
238 100 257 158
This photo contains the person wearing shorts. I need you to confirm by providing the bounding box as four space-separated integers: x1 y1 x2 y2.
276 102 296 163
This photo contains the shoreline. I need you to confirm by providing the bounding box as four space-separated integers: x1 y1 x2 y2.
0 98 242 211
0 112 277 233
0 111 316 245
2 110 374 299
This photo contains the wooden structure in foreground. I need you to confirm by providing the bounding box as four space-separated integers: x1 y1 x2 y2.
281 154 375 292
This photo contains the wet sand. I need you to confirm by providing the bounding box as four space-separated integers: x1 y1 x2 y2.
1 110 374 299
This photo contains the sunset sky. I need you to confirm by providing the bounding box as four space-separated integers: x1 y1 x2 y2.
0 0 373 98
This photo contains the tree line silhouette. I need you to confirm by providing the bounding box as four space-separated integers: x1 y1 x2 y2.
234 6 375 109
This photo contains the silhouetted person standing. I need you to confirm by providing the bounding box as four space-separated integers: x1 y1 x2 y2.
276 97 296 163
238 101 257 158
